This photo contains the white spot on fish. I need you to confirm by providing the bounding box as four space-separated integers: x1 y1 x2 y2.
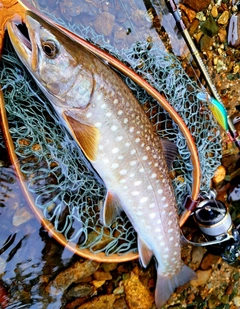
132 191 139 196
99 145 104 150
103 158 109 164
140 197 148 204
168 220 173 225
134 180 142 186
147 185 152 190
168 212 173 216
115 136 123 142
106 112 112 117
142 156 148 160
120 169 127 175
141 143 145 147
168 228 174 233
129 127 134 133
146 146 150 151
125 142 130 147
112 148 119 153
169 237 174 241
155 228 161 232
149 203 155 208
163 204 168 208
130 173 135 178
149 213 156 219
137 211 143 216
114 99 118 104
157 219 161 224
118 155 124 160
158 189 163 194
111 163 119 169
130 149 136 155
119 179 126 184
161 196 167 201
135 138 140 143
123 118 128 124
117 110 123 115
86 112 92 118
158 235 163 240
139 168 144 173
130 160 137 166
151 173 157 178
164 247 169 252
111 125 118 131
95 122 102 128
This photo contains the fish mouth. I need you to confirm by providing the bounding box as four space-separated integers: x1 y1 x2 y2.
7 18 38 71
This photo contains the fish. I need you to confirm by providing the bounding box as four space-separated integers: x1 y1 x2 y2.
7 12 196 307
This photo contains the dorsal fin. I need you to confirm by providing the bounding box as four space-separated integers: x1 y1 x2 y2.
161 138 178 170
100 191 122 226
62 111 100 162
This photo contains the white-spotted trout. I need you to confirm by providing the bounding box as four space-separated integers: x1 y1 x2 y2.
7 12 196 307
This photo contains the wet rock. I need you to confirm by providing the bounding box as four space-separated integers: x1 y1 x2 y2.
200 254 221 270
46 260 99 295
77 294 116 309
93 270 112 281
189 19 199 36
200 15 219 37
190 269 212 287
181 0 210 12
12 207 33 226
218 11 230 25
67 284 93 298
101 263 118 272
212 165 226 184
94 12 115 36
123 272 154 309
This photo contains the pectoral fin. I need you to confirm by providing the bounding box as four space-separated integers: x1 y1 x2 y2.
100 191 122 226
161 138 178 170
62 111 100 162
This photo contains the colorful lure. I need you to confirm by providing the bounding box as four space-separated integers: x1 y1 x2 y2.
197 92 229 132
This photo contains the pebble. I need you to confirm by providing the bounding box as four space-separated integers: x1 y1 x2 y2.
92 280 105 289
46 260 99 294
101 263 118 272
12 207 33 226
200 15 219 37
211 6 218 18
218 11 230 25
218 28 227 43
190 269 212 287
113 297 128 309
233 296 240 306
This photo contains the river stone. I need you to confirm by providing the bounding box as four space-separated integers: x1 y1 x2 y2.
46 260 100 295
181 0 210 12
67 284 93 298
218 11 230 25
123 272 154 309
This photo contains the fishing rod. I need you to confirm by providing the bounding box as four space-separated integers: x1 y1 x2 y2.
165 0 240 147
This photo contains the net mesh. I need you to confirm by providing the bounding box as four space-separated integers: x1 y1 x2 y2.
0 19 222 256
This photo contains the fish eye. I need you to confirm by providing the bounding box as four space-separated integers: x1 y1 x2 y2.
41 40 58 58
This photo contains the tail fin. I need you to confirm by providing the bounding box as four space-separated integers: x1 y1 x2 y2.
155 265 196 308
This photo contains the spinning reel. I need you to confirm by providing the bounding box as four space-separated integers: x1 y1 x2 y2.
182 191 240 265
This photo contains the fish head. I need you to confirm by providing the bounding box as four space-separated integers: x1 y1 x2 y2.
7 11 94 109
